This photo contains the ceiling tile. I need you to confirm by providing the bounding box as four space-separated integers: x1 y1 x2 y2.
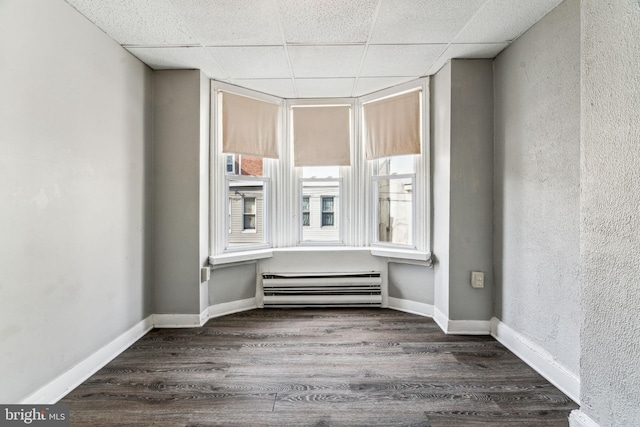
295 78 356 98
126 47 227 79
353 77 417 97
427 43 509 75
370 0 486 44
360 44 447 77
169 0 283 45
230 79 296 98
276 0 379 44
454 0 564 43
288 45 365 78
65 0 197 45
207 46 291 79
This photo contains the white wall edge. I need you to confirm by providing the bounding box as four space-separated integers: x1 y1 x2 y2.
153 310 208 328
433 306 449 332
20 315 154 404
387 297 434 317
208 297 258 319
569 410 599 427
491 317 581 404
433 306 490 335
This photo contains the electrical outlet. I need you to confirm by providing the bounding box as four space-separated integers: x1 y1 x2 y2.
471 271 484 288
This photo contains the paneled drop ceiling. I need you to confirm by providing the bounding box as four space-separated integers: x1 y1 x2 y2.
64 0 563 98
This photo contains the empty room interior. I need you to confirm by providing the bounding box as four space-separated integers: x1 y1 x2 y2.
1 0 639 426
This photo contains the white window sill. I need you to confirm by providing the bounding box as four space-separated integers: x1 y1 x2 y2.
209 249 273 266
370 247 432 264
209 246 432 267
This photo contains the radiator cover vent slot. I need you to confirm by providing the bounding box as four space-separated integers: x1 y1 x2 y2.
262 272 382 308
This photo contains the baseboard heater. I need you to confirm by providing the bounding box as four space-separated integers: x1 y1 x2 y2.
262 271 382 308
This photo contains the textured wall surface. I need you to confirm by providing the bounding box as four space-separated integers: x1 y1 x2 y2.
494 0 580 375
580 0 640 425
0 0 153 402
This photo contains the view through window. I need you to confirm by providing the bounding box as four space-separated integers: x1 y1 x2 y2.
300 166 340 243
227 154 268 248
373 155 414 246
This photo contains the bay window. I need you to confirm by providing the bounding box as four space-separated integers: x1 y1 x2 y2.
211 79 430 263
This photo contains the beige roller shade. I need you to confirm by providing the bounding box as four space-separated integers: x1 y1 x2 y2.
363 90 421 160
293 105 351 166
222 91 279 159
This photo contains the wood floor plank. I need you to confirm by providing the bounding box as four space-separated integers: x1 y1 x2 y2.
61 308 577 426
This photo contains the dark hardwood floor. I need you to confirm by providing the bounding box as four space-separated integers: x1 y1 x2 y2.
62 308 577 426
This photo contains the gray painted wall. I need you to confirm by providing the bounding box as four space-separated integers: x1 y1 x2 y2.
153 70 210 315
210 264 257 305
0 0 153 403
494 0 580 377
580 0 640 424
388 263 433 304
431 60 494 322
449 60 494 321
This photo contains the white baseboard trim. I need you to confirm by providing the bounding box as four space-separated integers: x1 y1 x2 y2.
387 297 434 317
491 317 580 404
569 410 599 427
433 306 491 335
153 309 208 328
21 315 154 404
208 297 258 319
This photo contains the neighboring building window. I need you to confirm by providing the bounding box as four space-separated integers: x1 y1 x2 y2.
226 155 235 174
243 197 256 230
321 196 335 226
302 196 310 226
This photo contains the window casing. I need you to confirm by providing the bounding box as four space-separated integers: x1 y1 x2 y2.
211 79 430 260
361 82 429 253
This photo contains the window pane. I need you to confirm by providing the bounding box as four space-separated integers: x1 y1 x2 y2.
226 155 235 174
377 177 412 245
322 212 334 226
302 166 339 178
322 196 334 212
374 155 414 175
243 214 256 230
302 196 310 212
228 180 264 246
301 181 339 242
244 198 256 214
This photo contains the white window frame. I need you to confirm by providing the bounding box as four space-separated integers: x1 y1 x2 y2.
359 79 430 255
286 98 356 248
211 82 281 256
210 78 431 265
